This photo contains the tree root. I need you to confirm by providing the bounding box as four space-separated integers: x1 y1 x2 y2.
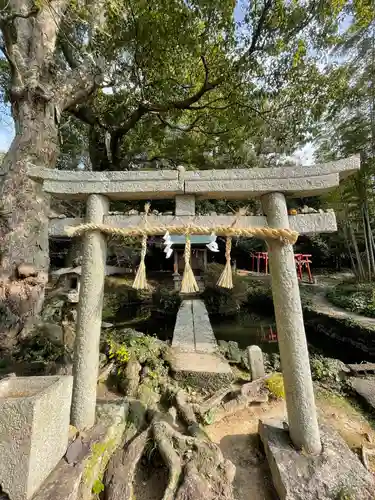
121 358 141 397
104 401 235 500
153 420 182 500
102 370 270 500
194 378 269 423
104 428 150 500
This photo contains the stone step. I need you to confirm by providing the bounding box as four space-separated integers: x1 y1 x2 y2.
169 351 232 390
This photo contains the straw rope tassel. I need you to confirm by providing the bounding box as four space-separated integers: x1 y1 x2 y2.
132 202 151 290
217 237 233 289
132 232 148 290
180 234 199 294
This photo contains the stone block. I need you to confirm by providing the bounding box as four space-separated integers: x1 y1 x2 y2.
0 376 73 500
259 419 375 500
185 173 341 198
169 351 233 391
33 403 128 500
27 167 182 200
247 345 265 380
175 195 195 216
192 300 217 354
171 300 195 352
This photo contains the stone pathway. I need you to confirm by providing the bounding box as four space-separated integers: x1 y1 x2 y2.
172 299 219 353
301 281 375 332
170 299 232 381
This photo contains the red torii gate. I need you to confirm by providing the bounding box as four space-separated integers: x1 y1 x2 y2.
251 251 313 283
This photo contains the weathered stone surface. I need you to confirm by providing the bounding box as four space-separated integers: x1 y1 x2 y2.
17 264 38 279
175 194 196 216
172 300 195 351
186 173 341 198
32 462 83 500
71 194 108 431
0 376 73 500
170 351 232 374
30 156 359 200
65 437 90 465
192 300 217 353
184 157 360 198
348 377 375 409
169 351 233 391
259 419 375 500
28 166 182 200
40 322 64 345
185 156 360 181
49 213 338 238
226 341 242 364
262 192 321 455
172 300 219 354
247 345 265 380
33 403 127 500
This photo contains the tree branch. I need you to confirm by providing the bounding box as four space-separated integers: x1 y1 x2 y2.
147 55 217 112
110 104 149 165
68 104 106 128
248 0 273 55
157 114 202 132
57 63 103 110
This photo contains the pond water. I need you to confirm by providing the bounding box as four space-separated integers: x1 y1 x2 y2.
113 304 278 353
113 300 373 364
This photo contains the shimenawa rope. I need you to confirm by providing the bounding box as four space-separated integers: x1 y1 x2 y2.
65 213 299 292
65 223 298 244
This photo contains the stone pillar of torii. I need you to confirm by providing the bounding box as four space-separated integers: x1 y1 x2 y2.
28 155 360 455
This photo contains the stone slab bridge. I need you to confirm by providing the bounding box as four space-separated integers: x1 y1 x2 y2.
170 299 232 383
29 155 359 456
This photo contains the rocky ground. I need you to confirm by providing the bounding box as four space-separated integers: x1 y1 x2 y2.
3 272 375 499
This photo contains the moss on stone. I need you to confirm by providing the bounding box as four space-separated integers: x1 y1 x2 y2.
265 373 285 399
80 405 127 499
83 437 117 486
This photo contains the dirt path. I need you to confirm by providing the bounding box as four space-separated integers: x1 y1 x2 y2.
206 388 375 500
316 387 375 451
206 400 286 500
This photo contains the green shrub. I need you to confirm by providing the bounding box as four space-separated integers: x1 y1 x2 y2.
310 355 339 382
17 335 66 363
202 263 248 316
246 281 273 312
327 282 375 318
107 333 168 392
152 287 181 315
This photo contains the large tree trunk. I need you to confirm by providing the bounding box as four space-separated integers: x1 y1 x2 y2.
0 98 59 347
0 0 101 344
1 100 58 276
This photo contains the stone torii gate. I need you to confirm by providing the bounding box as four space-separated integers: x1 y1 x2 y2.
28 155 359 456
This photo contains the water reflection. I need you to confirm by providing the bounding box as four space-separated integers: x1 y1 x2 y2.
210 313 279 354
113 305 278 353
